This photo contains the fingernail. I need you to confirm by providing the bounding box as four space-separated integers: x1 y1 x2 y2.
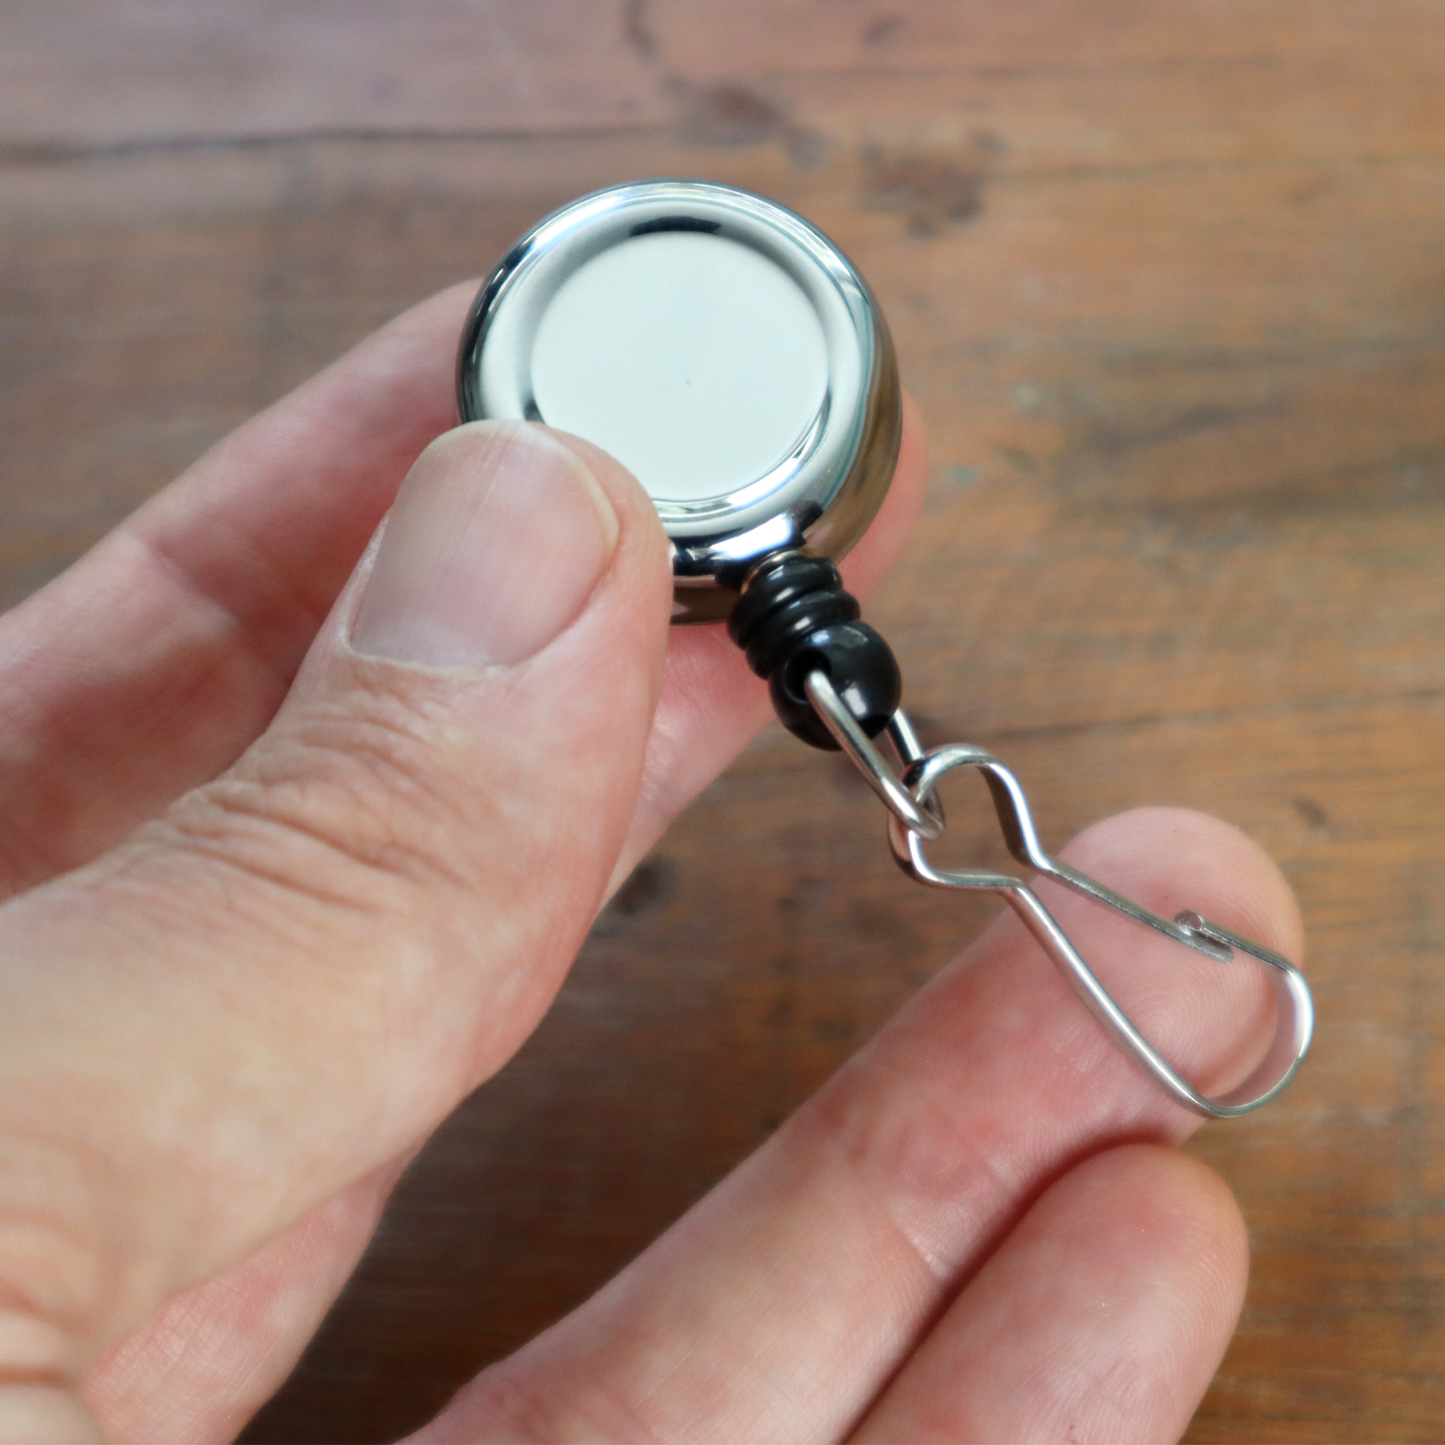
351 421 618 667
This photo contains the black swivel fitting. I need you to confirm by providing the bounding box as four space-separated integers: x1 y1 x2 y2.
726 552 903 751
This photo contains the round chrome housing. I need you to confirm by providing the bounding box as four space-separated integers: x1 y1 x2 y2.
457 179 901 622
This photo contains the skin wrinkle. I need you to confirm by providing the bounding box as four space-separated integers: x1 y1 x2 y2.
3 543 265 774
571 1325 801 1445
1078 1217 1232 1436
467 1361 658 1445
861 1028 1211 1292
150 303 470 609
0 1125 155 1373
140 610 646 928
0 632 261 902
85 1157 411 1445
850 1146 1249 1443
812 1061 1020 1284
468 1158 926 1445
716 1209 920 1438
800 918 1239 1335
131 523 321 702
125 824 398 921
618 1265 792 1433
0 1237 96 1360
477 1298 724 1445
0 592 272 896
175 725 478 900
120 849 503 1118
138 751 465 930
772 1194 949 1435
59 818 392 974
819 954 1103 1275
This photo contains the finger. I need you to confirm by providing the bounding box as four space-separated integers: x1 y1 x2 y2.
60 415 926 1441
416 808 1300 1445
0 268 925 909
851 1144 1248 1444
82 1162 404 1445
0 420 679 1439
0 282 473 898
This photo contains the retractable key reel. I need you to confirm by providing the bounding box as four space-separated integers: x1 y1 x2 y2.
458 179 1313 1117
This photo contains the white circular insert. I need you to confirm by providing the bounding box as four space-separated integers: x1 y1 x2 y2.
530 231 829 503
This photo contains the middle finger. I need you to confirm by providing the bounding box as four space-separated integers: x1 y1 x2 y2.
418 806 1299 1443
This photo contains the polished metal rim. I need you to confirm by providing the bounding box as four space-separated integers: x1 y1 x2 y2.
457 179 901 622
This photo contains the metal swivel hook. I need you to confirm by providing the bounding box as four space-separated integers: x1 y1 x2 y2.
887 744 1314 1118
804 672 1314 1119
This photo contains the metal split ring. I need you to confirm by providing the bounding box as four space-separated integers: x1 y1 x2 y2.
804 671 944 837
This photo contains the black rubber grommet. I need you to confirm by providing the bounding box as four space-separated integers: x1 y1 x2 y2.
727 554 904 750
743 589 860 678
771 622 902 748
727 555 841 651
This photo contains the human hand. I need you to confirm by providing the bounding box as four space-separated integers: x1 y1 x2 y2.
0 284 1299 1443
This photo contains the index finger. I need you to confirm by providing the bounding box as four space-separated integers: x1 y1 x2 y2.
0 282 474 896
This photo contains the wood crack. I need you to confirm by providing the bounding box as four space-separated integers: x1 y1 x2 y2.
0 121 668 168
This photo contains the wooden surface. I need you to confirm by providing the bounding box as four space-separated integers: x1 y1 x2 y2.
2 2 1443 1439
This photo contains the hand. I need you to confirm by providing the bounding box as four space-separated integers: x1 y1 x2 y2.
0 285 1300 1444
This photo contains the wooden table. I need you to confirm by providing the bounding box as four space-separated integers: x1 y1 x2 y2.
2 3 1442 1439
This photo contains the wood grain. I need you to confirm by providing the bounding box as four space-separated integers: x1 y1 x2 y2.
1 2 1442 1440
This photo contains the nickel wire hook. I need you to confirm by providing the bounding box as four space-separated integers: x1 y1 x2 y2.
805 670 1314 1119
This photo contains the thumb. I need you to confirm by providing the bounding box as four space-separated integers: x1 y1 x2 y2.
0 421 671 1434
